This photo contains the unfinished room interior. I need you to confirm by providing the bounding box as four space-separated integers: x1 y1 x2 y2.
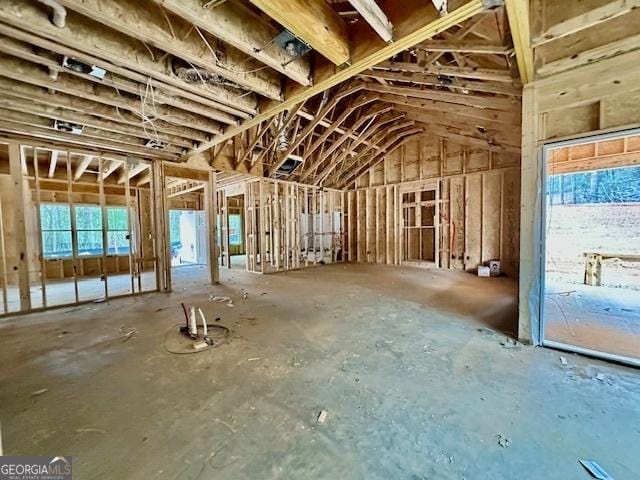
0 0 639 478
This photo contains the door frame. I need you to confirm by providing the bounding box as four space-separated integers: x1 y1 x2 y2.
538 127 640 367
398 180 440 268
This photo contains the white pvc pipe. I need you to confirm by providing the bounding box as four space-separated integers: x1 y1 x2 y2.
198 308 208 337
189 307 198 336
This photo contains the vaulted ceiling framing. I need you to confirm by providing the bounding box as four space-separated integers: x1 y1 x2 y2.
2 0 632 191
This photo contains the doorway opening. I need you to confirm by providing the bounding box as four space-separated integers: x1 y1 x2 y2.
542 130 640 365
217 192 246 270
169 210 207 267
165 175 210 287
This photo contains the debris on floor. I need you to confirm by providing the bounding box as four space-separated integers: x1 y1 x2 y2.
193 340 209 351
317 410 328 424
500 337 520 349
209 295 234 307
31 388 48 397
595 373 606 381
120 327 138 342
496 434 511 448
76 428 107 435
560 356 568 365
579 459 614 480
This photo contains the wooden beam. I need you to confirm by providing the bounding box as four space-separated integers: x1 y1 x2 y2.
359 69 522 96
413 39 511 54
0 81 203 144
267 86 363 175
7 142 30 310
48 151 59 179
362 83 520 111
0 34 243 125
240 117 278 167
549 150 640 174
0 1 258 113
56 0 283 100
0 121 175 160
253 101 307 170
338 127 424 187
0 107 184 157
374 61 514 82
74 155 94 181
302 94 380 163
0 54 223 136
299 104 392 182
398 107 520 136
0 95 194 149
505 0 534 84
118 163 150 184
330 122 417 186
532 0 640 47
380 93 522 124
103 160 121 180
153 0 311 86
412 121 521 153
316 114 405 185
346 132 422 187
536 32 640 78
187 0 486 157
167 182 205 198
349 0 394 43
248 0 351 65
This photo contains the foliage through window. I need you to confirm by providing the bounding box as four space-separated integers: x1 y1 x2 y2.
40 204 72 258
107 207 130 254
75 205 103 256
40 204 130 258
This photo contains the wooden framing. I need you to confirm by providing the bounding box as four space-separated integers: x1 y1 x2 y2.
348 0 394 43
505 0 534 84
188 0 486 156
518 48 640 344
248 0 350 66
243 178 343 273
0 137 166 316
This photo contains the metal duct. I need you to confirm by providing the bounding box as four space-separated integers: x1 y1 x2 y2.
276 112 290 152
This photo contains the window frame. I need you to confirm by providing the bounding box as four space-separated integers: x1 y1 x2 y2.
74 203 105 257
106 205 131 256
39 202 73 259
39 202 133 260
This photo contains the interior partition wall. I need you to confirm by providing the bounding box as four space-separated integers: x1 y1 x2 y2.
244 178 344 273
0 139 159 317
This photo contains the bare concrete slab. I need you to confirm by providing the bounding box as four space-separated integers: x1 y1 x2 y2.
0 264 638 479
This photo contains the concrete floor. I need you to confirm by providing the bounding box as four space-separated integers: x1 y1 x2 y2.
0 264 639 479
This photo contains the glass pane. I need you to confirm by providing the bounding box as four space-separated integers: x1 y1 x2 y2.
107 231 130 255
75 205 102 230
229 214 242 245
40 204 71 230
41 231 73 258
108 207 128 230
77 230 103 256
544 143 640 362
